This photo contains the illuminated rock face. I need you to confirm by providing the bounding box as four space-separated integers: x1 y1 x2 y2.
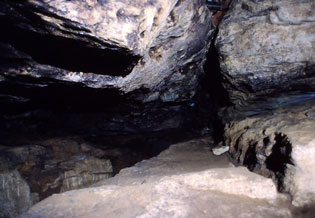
216 0 315 107
0 0 213 103
0 0 215 137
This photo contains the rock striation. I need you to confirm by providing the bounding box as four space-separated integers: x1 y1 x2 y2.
0 0 216 137
1 0 315 216
0 170 33 218
0 0 213 103
216 0 315 107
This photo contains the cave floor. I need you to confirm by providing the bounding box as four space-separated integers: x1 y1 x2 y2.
21 137 305 218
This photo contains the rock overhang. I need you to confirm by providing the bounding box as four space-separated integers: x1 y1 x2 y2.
0 0 214 103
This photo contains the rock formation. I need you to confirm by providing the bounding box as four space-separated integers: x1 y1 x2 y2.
216 0 315 108
0 0 315 217
216 0 315 208
0 170 33 218
0 0 215 138
0 0 212 102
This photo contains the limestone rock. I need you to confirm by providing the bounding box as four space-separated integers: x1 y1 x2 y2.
211 143 229 155
0 170 33 218
22 139 291 218
224 98 315 207
59 156 113 192
0 139 113 203
0 0 215 136
0 0 213 103
216 0 315 106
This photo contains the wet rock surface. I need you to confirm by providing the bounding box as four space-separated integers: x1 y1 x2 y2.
22 138 293 218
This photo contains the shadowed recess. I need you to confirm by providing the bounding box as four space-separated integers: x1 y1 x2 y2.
266 133 294 192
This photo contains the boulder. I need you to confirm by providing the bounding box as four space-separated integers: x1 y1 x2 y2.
0 170 33 218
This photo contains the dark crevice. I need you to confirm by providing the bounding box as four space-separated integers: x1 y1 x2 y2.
243 141 258 171
266 133 295 192
200 29 231 142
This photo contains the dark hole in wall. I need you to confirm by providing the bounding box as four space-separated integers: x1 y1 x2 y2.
0 2 140 76
243 141 258 171
266 133 294 192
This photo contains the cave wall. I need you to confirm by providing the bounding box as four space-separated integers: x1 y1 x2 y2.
0 0 218 138
216 0 315 109
216 0 315 207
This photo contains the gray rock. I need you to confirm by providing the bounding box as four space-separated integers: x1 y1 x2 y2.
0 170 33 218
215 1 315 207
0 139 113 206
216 0 315 106
59 156 113 192
0 0 214 103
